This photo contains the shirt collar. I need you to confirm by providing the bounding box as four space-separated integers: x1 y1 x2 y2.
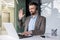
30 14 38 19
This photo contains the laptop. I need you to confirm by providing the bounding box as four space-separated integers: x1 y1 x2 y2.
3 23 19 39
3 23 32 39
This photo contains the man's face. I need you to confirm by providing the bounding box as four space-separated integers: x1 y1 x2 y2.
29 5 37 15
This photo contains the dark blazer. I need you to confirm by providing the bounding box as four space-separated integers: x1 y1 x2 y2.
18 15 46 35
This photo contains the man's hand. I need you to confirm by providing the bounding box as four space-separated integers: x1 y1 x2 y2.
22 31 32 36
18 8 25 20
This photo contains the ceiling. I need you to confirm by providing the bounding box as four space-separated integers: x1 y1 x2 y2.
0 0 14 7
0 0 57 7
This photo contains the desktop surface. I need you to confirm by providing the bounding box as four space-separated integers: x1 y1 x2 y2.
0 35 60 40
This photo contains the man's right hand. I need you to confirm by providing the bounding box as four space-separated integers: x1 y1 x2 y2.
21 31 32 36
18 8 25 20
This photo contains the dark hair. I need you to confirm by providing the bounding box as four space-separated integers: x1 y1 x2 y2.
29 2 38 10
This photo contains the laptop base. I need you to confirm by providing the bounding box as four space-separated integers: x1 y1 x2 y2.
18 34 32 39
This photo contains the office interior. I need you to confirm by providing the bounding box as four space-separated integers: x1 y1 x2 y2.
0 0 60 37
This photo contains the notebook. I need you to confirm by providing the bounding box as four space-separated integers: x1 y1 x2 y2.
3 23 19 39
3 23 32 39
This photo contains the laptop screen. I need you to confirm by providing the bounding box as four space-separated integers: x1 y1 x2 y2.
3 23 19 39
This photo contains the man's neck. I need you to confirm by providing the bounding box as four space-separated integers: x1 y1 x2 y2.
32 13 38 18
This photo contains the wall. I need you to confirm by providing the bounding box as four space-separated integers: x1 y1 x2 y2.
41 0 60 36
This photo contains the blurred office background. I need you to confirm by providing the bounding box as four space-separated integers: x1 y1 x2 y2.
0 0 14 34
0 0 60 36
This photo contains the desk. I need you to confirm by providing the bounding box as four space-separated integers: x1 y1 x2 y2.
21 35 60 40
0 35 19 40
0 35 60 40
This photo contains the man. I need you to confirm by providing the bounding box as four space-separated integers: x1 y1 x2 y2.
18 2 46 36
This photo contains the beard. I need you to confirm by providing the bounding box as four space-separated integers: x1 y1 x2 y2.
31 13 35 15
30 11 36 15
